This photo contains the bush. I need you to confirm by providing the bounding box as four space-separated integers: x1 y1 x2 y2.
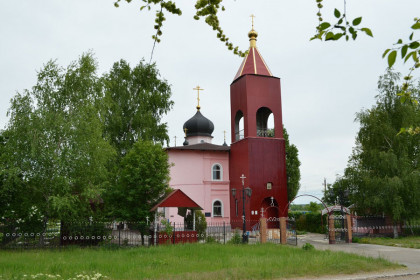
228 230 242 244
290 212 326 234
185 211 207 240
205 236 218 244
302 242 315 251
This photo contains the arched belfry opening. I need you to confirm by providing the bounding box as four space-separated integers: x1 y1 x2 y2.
256 107 274 137
234 110 244 141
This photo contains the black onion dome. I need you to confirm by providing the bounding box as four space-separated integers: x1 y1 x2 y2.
183 110 214 137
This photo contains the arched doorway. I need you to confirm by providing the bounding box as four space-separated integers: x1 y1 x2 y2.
261 197 279 229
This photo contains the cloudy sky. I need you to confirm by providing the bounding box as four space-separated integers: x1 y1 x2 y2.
1 1 419 204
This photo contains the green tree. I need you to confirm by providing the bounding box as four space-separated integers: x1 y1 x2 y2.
102 59 173 157
100 60 173 221
323 176 351 206
112 141 171 243
341 70 420 236
308 202 321 213
1 53 115 233
284 127 301 202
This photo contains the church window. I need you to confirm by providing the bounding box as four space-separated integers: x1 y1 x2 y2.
213 200 223 217
256 107 274 137
212 163 222 181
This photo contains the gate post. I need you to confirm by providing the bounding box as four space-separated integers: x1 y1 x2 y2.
280 217 287 245
346 214 352 243
259 217 267 244
328 214 335 244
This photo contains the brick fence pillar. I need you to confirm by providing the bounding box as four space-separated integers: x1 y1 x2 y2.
329 214 335 244
346 214 352 243
280 217 287 245
259 217 267 244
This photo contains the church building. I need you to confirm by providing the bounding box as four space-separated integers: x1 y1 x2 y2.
164 25 288 230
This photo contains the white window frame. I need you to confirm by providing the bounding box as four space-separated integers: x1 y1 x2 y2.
212 199 223 217
211 163 223 181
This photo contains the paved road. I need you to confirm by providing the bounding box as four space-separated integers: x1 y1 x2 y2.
291 233 420 280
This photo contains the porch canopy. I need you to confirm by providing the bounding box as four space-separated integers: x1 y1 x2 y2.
150 189 203 215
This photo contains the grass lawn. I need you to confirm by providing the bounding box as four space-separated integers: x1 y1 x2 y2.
357 236 420 249
0 243 401 280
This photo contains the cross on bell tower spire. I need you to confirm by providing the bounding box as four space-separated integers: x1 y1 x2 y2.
250 14 256 30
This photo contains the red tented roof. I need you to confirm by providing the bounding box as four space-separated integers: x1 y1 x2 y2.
150 189 203 212
233 47 272 81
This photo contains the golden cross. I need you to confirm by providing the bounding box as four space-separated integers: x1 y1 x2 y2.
250 14 256 29
223 130 226 141
184 128 188 137
193 85 204 110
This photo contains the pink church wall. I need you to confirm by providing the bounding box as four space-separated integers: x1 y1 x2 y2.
166 149 230 224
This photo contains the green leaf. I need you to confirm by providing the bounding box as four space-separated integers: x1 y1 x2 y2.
409 41 420 49
411 22 420 29
388 50 397 68
382 49 391 58
409 32 414 40
319 22 331 31
404 51 414 63
397 127 406 136
326 32 335 41
334 33 344 40
334 9 341 18
397 39 403 44
352 17 362 26
401 45 408 58
361 28 373 37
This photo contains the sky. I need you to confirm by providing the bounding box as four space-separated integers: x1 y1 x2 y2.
1 1 419 204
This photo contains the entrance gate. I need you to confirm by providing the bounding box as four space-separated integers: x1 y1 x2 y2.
322 205 352 244
259 204 297 246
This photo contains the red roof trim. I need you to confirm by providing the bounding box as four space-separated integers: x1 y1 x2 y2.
150 189 203 212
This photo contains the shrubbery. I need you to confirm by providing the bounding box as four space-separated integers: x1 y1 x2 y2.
290 212 327 234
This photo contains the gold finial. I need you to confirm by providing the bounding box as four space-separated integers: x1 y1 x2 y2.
223 130 226 141
174 135 177 146
248 14 258 48
193 85 204 110
184 128 188 137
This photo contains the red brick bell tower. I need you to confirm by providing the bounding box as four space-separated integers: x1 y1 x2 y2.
229 26 288 231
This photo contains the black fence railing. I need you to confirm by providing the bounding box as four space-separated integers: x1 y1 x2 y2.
352 216 420 237
257 128 274 137
0 218 301 249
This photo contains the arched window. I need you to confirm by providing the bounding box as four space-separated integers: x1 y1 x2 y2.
213 200 223 217
256 107 274 137
235 110 244 141
212 163 222 181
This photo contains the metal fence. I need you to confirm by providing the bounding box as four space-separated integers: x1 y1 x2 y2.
352 216 420 238
0 218 299 249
